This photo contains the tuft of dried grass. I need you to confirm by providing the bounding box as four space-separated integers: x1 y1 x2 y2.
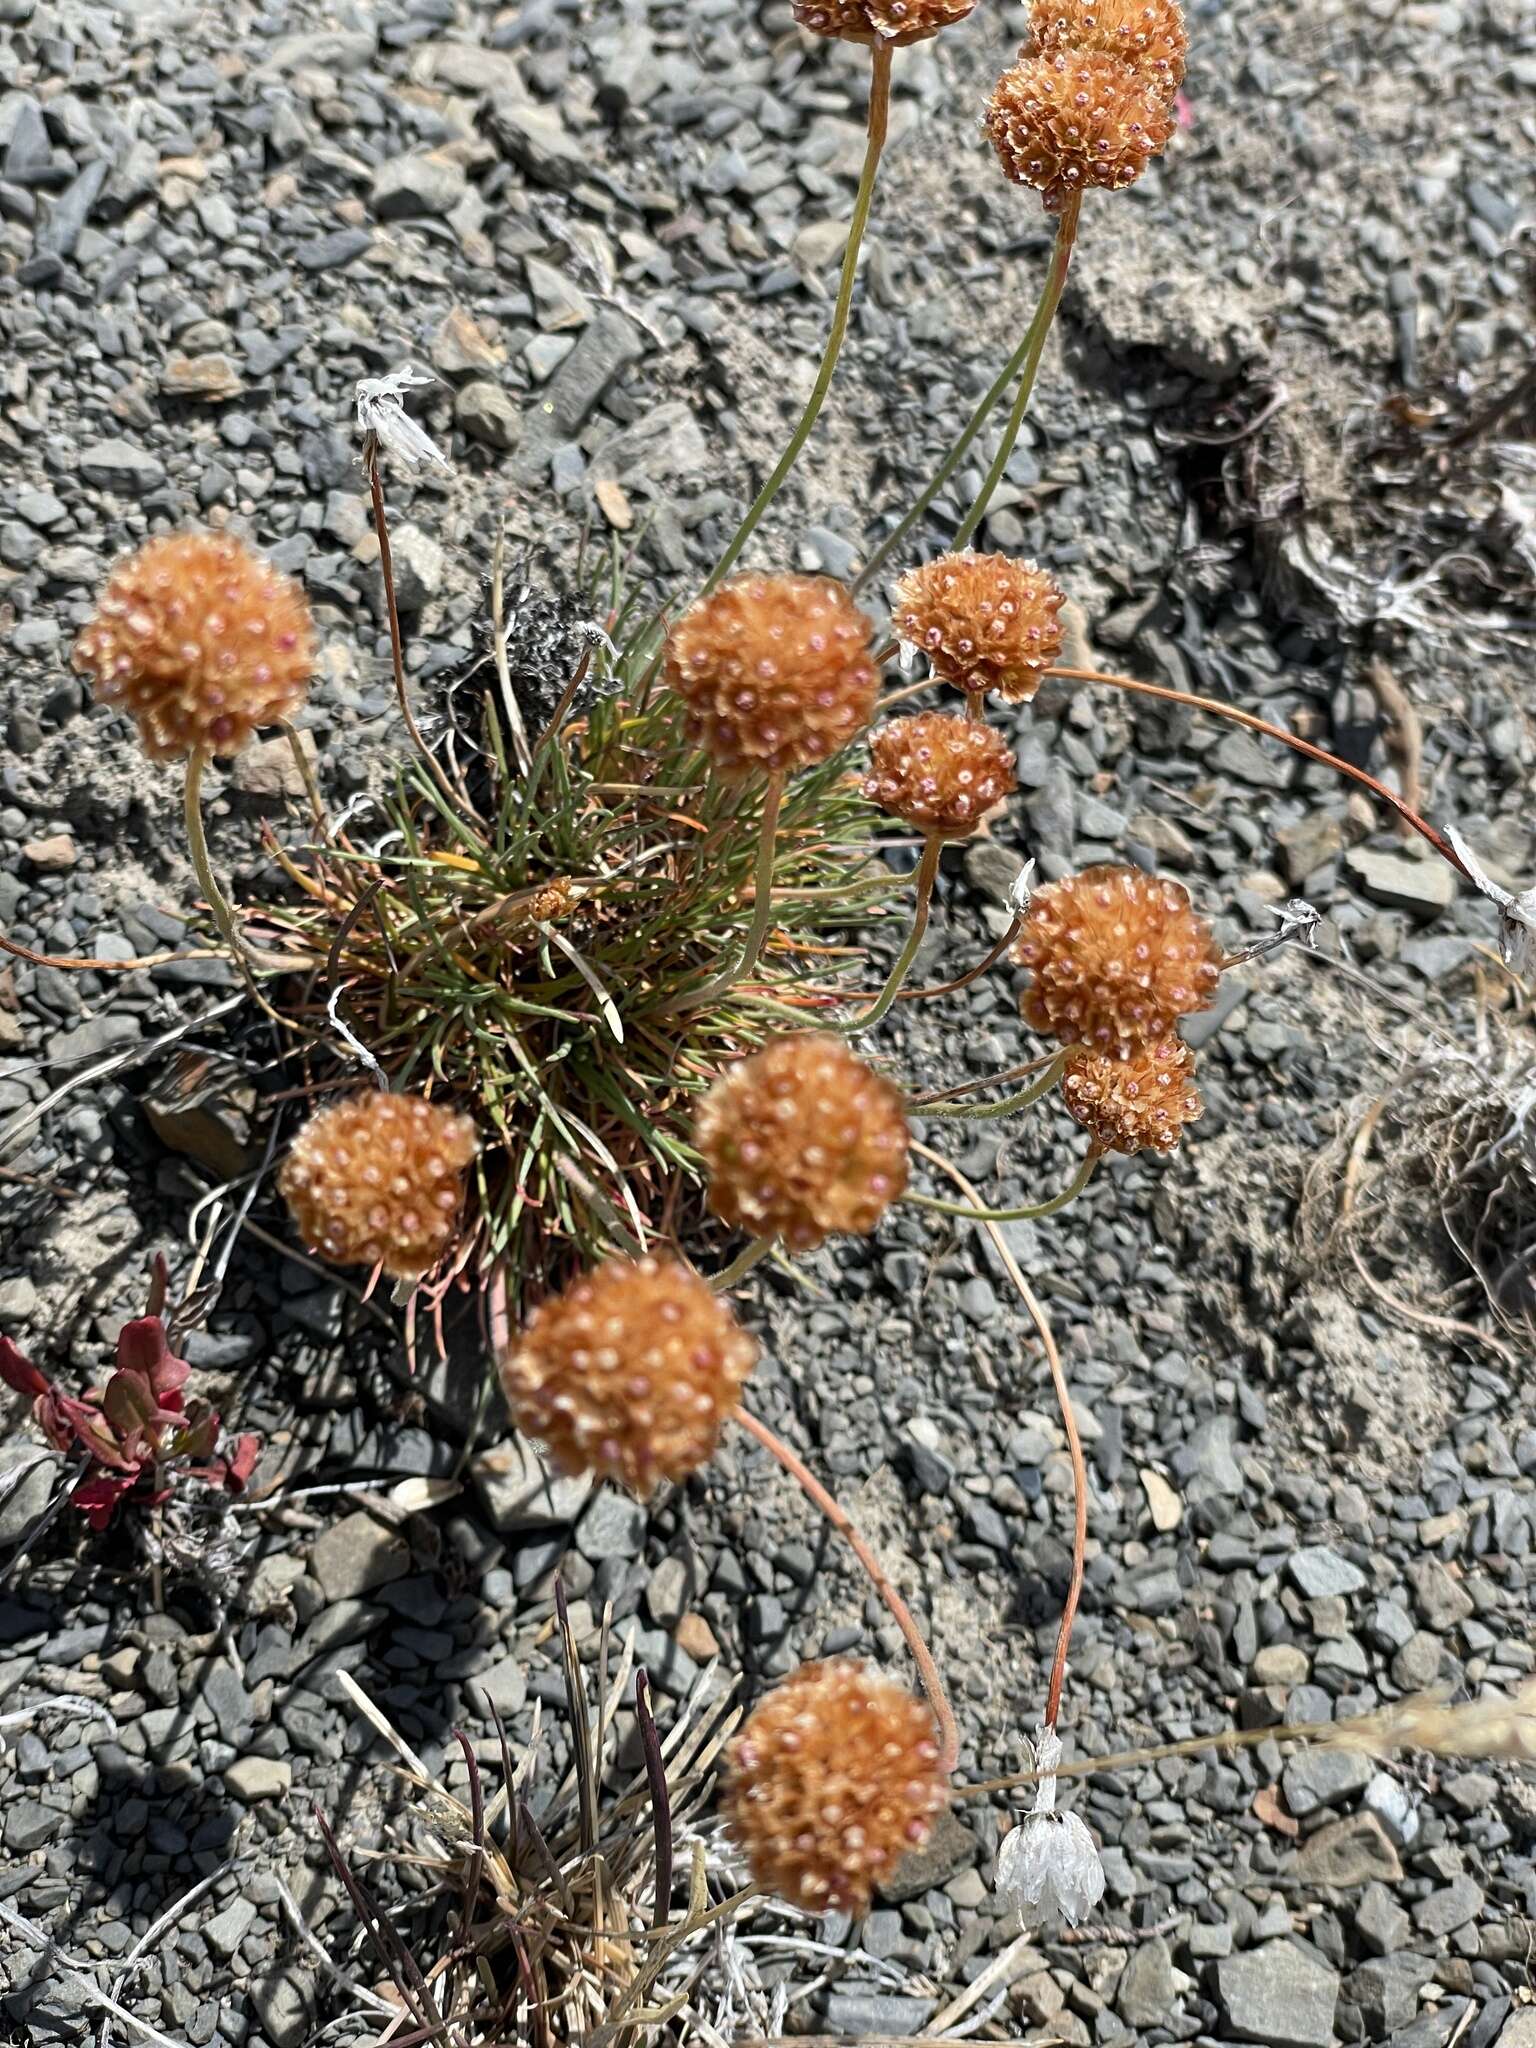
1301 1016 1536 1350
318 1591 758 2046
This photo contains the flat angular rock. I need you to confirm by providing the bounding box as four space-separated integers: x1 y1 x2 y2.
456 378 521 449
310 1511 410 1601
1216 1944 1340 2048
1345 846 1456 915
79 436 164 493
1287 1544 1366 1598
471 1438 592 1530
372 153 466 220
1294 1810 1402 1887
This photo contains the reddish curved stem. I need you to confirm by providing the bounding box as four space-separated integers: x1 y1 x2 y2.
1050 663 1468 879
734 1404 959 1774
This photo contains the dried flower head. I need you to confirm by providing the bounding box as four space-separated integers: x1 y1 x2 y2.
1015 865 1221 1054
984 49 1174 211
73 533 314 762
279 1092 478 1282
862 713 1017 838
1028 0 1188 100
892 554 1064 703
498 1255 757 1498
723 1660 948 1912
794 0 975 43
695 1034 909 1250
663 575 879 779
1061 1034 1201 1155
995 1726 1106 1928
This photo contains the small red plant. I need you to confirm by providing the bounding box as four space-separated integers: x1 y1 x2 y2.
0 1260 260 1530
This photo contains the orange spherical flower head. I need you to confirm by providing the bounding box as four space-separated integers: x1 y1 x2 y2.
862 713 1017 839
1029 0 1188 100
1015 865 1221 1053
498 1255 757 1498
663 575 879 780
984 49 1175 212
695 1034 909 1251
892 553 1064 704
279 1092 479 1282
795 0 975 45
72 532 314 762
1062 1033 1201 1155
723 1659 948 1912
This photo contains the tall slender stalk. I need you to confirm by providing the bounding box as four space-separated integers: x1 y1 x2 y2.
914 1143 1085 1733
844 832 940 1032
704 42 894 593
907 1147 1097 1221
1050 662 1470 879
366 456 467 816
952 193 1081 550
854 200 1079 597
735 1404 960 1774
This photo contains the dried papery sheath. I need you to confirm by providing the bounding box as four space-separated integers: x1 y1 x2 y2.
794 0 975 44
695 1033 910 1250
498 1254 758 1498
722 1659 948 1912
1446 826 1536 977
893 553 1064 704
664 574 879 779
1028 0 1188 102
985 48 1174 212
862 711 1017 838
72 533 314 762
355 365 451 472
1014 864 1221 1055
996 1725 1106 1927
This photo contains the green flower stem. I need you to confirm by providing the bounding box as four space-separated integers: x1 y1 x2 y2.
844 832 940 1034
184 747 251 965
703 40 893 594
920 1049 1066 1120
710 1237 773 1292
853 194 1080 597
907 1148 1097 1223
661 771 785 1015
953 191 1081 550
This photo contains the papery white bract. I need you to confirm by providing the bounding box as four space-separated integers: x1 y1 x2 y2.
1446 825 1536 977
995 1722 1106 1928
355 365 451 472
996 1809 1106 1927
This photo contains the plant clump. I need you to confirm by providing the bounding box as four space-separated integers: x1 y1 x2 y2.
1015 864 1221 1054
723 1658 947 1912
695 1033 910 1251
72 531 314 761
278 1091 479 1282
1028 0 1188 100
497 1253 758 1497
793 0 976 44
663 574 880 778
862 711 1017 837
892 553 1065 703
984 47 1175 211
1061 1033 1201 1155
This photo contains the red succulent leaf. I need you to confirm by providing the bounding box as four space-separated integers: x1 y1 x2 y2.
226 1433 262 1491
116 1317 191 1404
72 1471 139 1530
0 1336 50 1402
102 1367 161 1444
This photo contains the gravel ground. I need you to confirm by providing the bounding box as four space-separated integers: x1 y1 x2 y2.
1 0 1534 2044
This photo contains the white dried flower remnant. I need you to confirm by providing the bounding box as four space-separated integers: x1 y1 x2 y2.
1446 825 1536 977
995 1726 1106 1928
355 365 451 473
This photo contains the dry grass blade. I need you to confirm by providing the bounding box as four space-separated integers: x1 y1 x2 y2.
322 1600 757 2045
